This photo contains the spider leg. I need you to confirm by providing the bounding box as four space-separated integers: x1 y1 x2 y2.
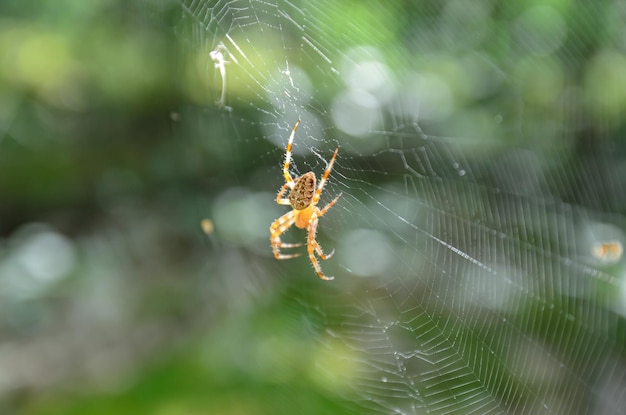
270 210 302 259
275 183 291 206
307 211 334 280
312 147 339 204
311 192 342 261
283 119 301 187
310 197 341 260
318 192 343 216
315 245 335 260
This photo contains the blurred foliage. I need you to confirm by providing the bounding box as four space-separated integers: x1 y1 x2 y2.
0 0 183 229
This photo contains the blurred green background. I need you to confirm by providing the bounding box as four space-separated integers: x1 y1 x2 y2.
1 0 626 414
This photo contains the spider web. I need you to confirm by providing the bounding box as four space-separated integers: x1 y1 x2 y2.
179 0 626 413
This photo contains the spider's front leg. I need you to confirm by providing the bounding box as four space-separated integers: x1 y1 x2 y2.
270 210 302 259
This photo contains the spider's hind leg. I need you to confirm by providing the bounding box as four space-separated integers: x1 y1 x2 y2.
314 193 341 260
306 213 335 280
315 245 334 260
280 242 303 249
270 210 302 259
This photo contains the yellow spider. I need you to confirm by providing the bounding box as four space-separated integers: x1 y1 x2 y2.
270 120 342 280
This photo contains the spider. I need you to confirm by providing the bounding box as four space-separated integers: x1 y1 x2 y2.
270 120 342 280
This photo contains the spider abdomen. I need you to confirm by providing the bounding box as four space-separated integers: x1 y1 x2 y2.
289 172 316 210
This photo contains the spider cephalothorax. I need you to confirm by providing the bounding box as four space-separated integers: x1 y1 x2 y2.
270 120 342 280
